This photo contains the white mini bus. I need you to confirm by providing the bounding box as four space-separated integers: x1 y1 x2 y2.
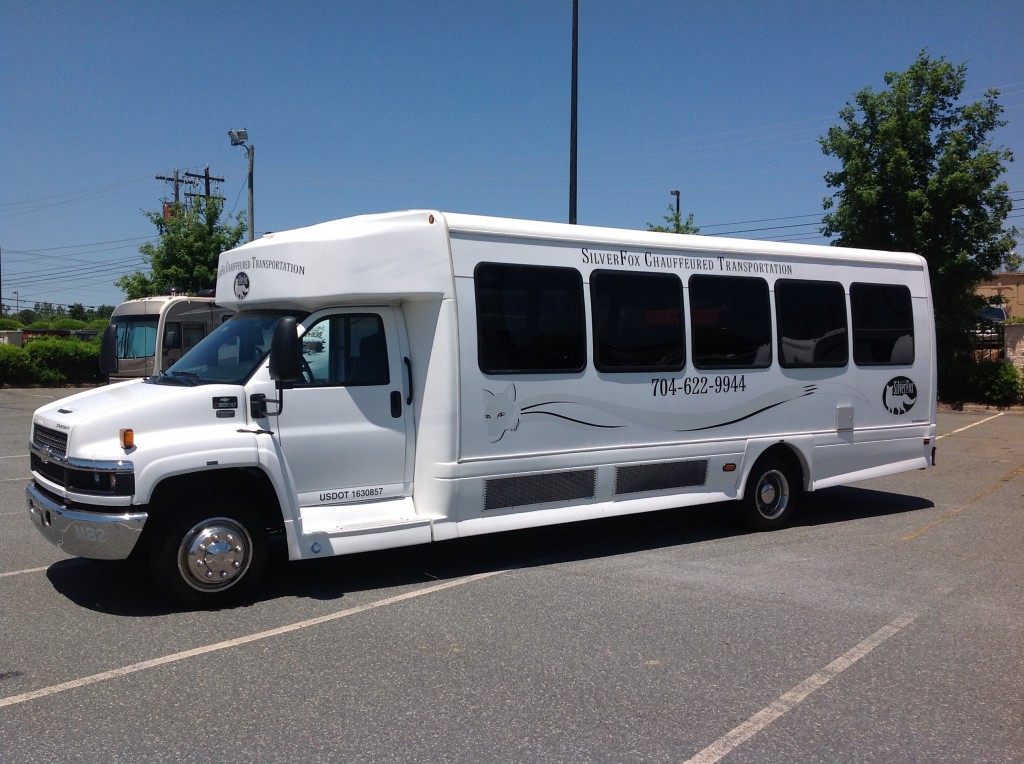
27 211 936 606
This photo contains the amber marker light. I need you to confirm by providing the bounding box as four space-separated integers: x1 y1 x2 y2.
120 429 135 449
723 463 737 472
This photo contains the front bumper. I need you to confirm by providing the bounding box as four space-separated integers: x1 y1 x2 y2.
27 482 148 560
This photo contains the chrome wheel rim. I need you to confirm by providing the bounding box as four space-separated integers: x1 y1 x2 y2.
755 469 790 520
177 517 253 592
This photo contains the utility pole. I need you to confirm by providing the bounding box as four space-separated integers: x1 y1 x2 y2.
184 166 225 206
158 167 224 217
156 169 182 219
156 169 183 203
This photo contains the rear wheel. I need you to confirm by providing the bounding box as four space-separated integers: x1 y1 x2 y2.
739 455 801 530
149 501 267 608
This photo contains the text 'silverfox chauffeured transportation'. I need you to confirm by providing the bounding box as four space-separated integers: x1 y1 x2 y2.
26 211 937 606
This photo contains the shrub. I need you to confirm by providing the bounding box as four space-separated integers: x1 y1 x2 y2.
973 360 1023 407
937 355 975 403
0 344 35 385
51 318 87 330
24 338 103 385
0 318 21 330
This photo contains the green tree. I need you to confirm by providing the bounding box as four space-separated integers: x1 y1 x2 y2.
117 196 247 299
819 51 1019 364
648 205 700 234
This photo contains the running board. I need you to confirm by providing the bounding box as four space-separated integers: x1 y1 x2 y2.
296 498 433 559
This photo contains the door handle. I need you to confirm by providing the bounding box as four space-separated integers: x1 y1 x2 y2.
403 357 413 405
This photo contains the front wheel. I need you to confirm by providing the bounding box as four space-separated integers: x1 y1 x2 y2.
739 456 801 531
150 502 267 608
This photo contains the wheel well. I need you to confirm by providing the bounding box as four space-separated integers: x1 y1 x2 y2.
747 443 806 491
134 468 284 557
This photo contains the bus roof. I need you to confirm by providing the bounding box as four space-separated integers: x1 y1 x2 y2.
214 210 927 312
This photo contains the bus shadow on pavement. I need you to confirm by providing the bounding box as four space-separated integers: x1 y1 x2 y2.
796 484 934 526
43 484 931 616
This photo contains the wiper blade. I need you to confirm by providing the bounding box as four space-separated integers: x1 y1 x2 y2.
170 370 203 386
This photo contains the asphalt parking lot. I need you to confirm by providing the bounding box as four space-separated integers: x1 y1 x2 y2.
1 387 1022 763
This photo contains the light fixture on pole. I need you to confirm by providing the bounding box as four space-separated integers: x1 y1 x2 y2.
671 189 680 215
228 129 255 242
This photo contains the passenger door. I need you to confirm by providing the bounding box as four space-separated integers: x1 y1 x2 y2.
273 307 413 507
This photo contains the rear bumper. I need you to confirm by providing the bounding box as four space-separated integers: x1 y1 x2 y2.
27 482 147 560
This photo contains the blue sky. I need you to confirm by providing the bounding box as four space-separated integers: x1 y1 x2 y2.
2 1 1022 311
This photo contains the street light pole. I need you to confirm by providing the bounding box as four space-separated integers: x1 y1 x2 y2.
569 0 578 224
228 129 255 242
671 189 680 215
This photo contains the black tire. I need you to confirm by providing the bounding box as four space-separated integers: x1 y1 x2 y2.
739 454 801 531
149 500 268 608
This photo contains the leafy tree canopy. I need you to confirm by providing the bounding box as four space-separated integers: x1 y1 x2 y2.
648 205 700 235
819 50 1019 357
117 196 247 300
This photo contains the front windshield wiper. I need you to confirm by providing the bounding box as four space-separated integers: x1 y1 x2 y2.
148 369 203 386
170 370 203 386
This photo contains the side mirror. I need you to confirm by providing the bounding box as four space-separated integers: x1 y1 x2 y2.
99 324 118 376
269 317 303 383
256 317 303 418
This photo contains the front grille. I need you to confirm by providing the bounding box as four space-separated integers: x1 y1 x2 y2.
32 424 68 456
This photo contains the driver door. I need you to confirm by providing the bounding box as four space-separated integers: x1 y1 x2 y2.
273 307 413 507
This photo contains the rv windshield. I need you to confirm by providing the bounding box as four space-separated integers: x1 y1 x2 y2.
147 311 304 386
113 316 158 359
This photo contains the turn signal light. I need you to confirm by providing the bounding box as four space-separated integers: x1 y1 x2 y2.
120 428 135 449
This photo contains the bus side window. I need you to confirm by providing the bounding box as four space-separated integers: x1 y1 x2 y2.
850 283 914 366
689 275 771 369
776 280 848 368
591 270 684 372
475 263 586 374
182 322 206 350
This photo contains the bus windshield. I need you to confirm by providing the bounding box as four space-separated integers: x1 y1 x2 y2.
147 311 304 386
113 316 158 360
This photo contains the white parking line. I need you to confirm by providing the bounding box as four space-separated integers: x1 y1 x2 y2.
936 411 1003 440
0 566 49 578
0 570 504 709
682 611 919 764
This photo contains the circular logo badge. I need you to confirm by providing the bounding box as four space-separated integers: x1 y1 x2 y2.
883 376 917 415
233 272 250 300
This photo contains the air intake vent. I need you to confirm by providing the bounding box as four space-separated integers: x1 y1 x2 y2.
484 470 596 511
615 459 708 495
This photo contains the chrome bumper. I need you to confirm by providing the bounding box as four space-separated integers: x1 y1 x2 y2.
26 482 148 560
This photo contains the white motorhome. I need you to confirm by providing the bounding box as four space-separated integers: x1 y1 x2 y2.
27 211 937 606
105 293 232 381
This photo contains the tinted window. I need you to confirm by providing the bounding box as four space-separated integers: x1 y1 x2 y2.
850 283 914 365
689 275 771 369
475 263 586 374
776 280 848 368
591 271 684 371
